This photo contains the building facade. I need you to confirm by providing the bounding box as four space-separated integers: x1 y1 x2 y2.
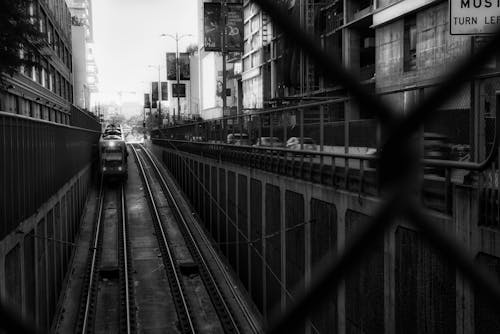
238 0 497 158
68 0 98 110
0 0 74 124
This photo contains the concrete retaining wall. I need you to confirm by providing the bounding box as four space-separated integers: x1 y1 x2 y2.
152 143 500 334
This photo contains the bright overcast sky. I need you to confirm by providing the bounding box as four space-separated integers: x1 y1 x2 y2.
92 0 198 105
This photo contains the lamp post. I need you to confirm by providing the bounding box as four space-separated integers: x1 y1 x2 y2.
147 65 162 128
160 33 192 122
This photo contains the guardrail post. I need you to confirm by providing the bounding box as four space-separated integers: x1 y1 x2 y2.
270 111 274 139
283 112 287 146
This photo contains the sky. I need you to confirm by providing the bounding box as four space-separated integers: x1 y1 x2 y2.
91 0 199 116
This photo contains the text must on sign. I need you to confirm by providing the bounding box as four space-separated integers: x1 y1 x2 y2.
450 0 500 35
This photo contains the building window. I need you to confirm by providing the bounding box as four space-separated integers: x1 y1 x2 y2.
39 10 46 33
48 24 53 45
49 67 54 91
19 49 25 74
404 15 417 72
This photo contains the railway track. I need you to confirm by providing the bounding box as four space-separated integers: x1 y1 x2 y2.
131 144 245 333
131 145 197 333
76 183 135 334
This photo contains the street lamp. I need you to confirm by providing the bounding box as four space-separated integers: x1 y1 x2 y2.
160 33 193 122
147 64 162 128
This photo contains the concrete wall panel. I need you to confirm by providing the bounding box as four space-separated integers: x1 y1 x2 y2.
228 171 237 269
265 184 281 317
345 209 384 334
238 174 249 289
250 178 264 312
5 245 22 315
23 232 36 323
310 198 337 333
395 226 456 334
285 190 305 303
219 169 227 253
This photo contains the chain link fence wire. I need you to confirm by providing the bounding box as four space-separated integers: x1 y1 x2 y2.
3 1 500 333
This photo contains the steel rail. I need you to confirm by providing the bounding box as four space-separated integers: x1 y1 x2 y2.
138 144 244 334
130 144 196 334
80 182 105 334
120 185 133 334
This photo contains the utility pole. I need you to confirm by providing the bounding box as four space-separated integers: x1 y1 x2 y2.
148 65 162 128
160 33 193 123
157 65 162 128
175 33 181 123
221 0 227 117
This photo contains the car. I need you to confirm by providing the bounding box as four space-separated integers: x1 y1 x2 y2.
227 133 251 146
286 137 317 151
254 137 284 147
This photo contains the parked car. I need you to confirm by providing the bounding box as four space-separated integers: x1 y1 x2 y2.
254 137 284 147
227 133 251 146
286 137 317 151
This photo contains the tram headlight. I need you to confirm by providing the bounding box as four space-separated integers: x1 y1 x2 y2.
103 167 107 172
118 167 122 171
108 141 116 148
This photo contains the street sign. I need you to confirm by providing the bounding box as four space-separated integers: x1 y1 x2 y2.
450 0 500 35
173 83 186 97
166 53 176 80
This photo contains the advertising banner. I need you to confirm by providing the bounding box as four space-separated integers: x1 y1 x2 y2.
179 53 190 80
143 93 151 108
226 3 243 52
151 82 158 108
166 53 177 80
173 83 186 97
204 2 222 51
161 82 168 100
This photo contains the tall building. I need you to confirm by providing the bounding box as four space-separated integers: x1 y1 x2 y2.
68 0 98 110
242 2 271 110
197 0 242 120
0 0 74 124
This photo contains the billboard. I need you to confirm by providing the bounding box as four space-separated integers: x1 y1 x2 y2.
161 82 168 100
144 93 151 108
151 82 158 108
179 53 190 80
204 2 222 51
173 83 186 97
204 3 243 52
226 4 243 52
166 53 177 80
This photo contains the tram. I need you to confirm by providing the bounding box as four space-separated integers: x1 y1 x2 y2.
99 124 128 179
